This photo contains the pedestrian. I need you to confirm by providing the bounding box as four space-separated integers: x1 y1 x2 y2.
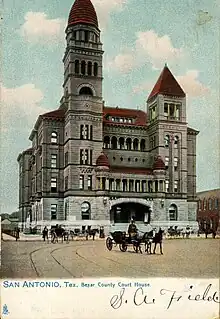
42 226 48 242
153 227 163 255
15 227 20 241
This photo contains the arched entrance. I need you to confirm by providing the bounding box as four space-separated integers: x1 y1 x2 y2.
110 200 152 224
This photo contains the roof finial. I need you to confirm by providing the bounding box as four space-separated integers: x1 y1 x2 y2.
165 62 167 67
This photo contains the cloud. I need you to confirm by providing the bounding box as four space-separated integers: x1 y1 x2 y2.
107 30 184 73
19 12 65 43
92 0 128 28
176 70 210 97
107 53 135 73
133 69 209 98
1 83 47 133
136 30 184 69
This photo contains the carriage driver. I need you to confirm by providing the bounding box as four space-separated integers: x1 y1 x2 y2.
128 219 138 240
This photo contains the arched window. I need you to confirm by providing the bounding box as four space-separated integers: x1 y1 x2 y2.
51 132 58 144
169 204 178 221
75 60 79 74
111 136 117 150
164 135 170 147
81 202 91 220
104 136 110 149
133 138 139 151
88 62 92 76
126 138 132 150
94 62 98 76
140 139 146 151
81 61 86 75
79 87 93 96
119 137 125 149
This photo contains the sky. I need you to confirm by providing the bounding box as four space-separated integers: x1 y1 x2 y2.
0 0 220 214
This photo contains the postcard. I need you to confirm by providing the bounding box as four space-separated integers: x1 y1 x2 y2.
0 0 219 318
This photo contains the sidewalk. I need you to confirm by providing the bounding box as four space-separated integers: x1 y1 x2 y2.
2 233 43 242
2 233 105 242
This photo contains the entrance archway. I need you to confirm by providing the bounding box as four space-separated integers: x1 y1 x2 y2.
110 202 151 224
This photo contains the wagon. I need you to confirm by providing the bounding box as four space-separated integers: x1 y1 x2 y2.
106 231 147 253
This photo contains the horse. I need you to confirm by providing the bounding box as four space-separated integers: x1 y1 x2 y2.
51 227 69 243
86 228 99 240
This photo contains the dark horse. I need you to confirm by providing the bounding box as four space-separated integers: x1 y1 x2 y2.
51 226 69 243
133 228 164 254
86 228 99 240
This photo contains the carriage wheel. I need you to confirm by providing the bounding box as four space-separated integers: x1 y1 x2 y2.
119 242 127 252
106 237 113 251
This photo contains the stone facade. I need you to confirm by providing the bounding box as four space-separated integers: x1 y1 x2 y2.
17 0 199 233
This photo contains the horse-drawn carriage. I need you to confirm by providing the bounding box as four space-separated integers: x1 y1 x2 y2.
106 230 155 254
50 225 100 243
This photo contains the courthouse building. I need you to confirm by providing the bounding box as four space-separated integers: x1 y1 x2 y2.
17 0 199 232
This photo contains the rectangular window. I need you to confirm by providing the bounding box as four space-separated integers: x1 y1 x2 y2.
64 202 68 220
129 180 134 192
51 204 57 220
208 199 212 210
116 179 120 191
122 180 127 192
80 125 84 140
164 103 168 117
51 154 57 168
88 175 92 190
51 132 57 144
215 198 219 210
102 177 106 190
141 180 146 192
176 105 180 119
65 151 68 166
65 176 68 191
80 125 89 140
85 149 89 165
90 125 93 140
109 179 114 191
165 180 169 193
165 157 169 169
174 157 178 171
79 175 84 190
51 178 57 192
170 103 175 117
155 181 158 192
135 180 140 192
174 180 178 192
80 149 84 165
148 181 153 193
90 150 93 165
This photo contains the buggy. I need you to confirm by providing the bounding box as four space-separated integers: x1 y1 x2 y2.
106 230 154 254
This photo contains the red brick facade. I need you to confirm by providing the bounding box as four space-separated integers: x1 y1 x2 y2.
197 189 220 232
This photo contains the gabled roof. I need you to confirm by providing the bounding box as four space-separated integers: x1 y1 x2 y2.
148 65 185 101
68 0 98 28
103 107 147 127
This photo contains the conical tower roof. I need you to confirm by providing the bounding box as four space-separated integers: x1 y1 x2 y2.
148 65 185 101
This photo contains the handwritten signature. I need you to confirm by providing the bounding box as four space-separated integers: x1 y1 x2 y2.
110 284 219 310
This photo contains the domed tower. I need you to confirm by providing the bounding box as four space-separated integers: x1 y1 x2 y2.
63 0 104 222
